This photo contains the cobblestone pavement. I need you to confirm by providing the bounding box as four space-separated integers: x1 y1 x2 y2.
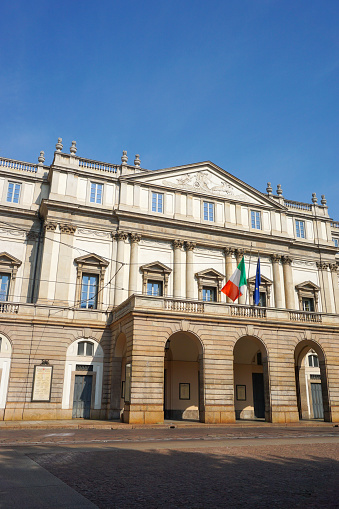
1 425 338 508
28 441 339 509
0 424 338 446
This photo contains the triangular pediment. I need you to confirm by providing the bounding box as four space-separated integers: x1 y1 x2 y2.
140 261 172 274
248 274 273 285
122 161 285 209
74 253 109 267
0 252 22 267
195 268 225 280
295 280 320 291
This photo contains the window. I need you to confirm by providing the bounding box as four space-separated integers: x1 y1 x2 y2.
90 183 103 204
147 280 163 296
302 297 314 312
0 274 10 301
203 201 214 221
308 354 319 368
253 291 266 307
80 274 98 309
202 286 216 302
152 192 163 213
251 210 261 229
7 182 21 204
333 238 338 248
77 341 94 356
296 220 305 238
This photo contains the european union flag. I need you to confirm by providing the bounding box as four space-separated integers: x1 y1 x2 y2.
254 258 261 306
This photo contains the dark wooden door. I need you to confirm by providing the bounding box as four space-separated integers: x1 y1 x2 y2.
72 375 92 418
252 373 265 418
311 383 324 419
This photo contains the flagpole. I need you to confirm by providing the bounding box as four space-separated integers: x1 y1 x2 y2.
245 242 253 305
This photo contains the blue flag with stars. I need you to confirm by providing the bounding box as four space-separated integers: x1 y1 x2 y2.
254 258 261 306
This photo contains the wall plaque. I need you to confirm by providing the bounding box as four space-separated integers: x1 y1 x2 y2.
179 383 190 400
31 364 53 402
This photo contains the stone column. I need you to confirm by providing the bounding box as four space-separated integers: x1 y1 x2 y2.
37 221 57 303
223 248 234 303
128 233 141 297
173 240 184 298
270 254 284 308
330 263 339 314
54 223 77 306
185 241 196 299
281 256 295 309
317 262 333 313
235 248 246 304
114 231 128 306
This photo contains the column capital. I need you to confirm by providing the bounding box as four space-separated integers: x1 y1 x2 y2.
235 248 245 258
224 247 235 256
59 223 76 235
185 241 196 251
130 232 141 243
316 261 329 270
44 221 57 232
115 231 128 242
173 239 184 249
270 253 281 263
281 255 293 266
329 262 338 272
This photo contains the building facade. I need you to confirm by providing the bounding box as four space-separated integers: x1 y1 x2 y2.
0 139 338 423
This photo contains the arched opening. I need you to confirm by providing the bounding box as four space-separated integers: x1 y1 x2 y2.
295 340 329 421
233 336 270 421
164 331 203 421
62 338 104 419
0 333 12 420
109 333 127 421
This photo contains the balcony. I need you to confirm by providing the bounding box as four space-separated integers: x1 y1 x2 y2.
113 294 339 326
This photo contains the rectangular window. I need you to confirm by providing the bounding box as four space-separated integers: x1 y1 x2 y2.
253 291 266 307
0 274 10 301
202 287 216 302
302 297 314 312
90 183 103 204
308 355 319 368
147 280 163 296
203 201 214 221
296 220 305 238
80 274 98 309
7 182 21 204
333 238 338 248
251 210 261 229
151 192 163 213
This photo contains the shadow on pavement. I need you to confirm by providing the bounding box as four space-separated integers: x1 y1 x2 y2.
28 445 339 508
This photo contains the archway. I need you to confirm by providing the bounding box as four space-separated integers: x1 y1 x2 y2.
109 333 127 421
233 336 270 421
164 331 203 421
0 334 12 420
62 338 104 419
295 340 329 421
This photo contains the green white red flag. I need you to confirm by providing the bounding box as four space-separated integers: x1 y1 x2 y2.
221 256 247 302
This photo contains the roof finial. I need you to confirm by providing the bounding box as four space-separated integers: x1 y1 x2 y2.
321 194 327 206
38 150 45 166
134 154 141 167
121 150 128 164
55 138 63 152
70 140 77 155
276 184 283 197
312 192 317 203
266 182 273 196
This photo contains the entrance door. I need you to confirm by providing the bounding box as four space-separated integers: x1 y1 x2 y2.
72 375 92 418
252 373 265 418
311 383 324 419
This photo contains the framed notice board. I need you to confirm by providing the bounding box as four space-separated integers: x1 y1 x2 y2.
31 364 53 402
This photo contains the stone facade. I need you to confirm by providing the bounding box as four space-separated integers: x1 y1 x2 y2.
0 141 338 423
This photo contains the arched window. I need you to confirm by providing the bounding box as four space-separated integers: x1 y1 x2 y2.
77 341 94 357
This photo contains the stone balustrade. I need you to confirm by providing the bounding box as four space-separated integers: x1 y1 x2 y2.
284 199 312 211
0 157 38 173
78 157 118 173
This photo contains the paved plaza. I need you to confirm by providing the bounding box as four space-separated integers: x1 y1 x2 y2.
0 423 338 508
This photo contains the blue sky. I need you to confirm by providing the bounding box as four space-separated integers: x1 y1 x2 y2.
1 1 338 217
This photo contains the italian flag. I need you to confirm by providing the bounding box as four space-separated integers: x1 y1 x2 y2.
221 256 247 302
